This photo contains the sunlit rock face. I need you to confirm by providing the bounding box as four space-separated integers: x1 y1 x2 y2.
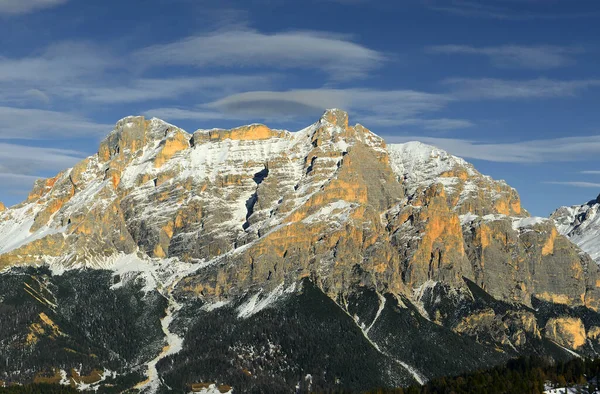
1 108 600 365
1 109 598 303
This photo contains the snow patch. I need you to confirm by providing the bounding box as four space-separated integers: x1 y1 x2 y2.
188 383 233 394
201 300 231 312
302 200 355 224
512 216 548 231
0 205 67 254
237 282 297 319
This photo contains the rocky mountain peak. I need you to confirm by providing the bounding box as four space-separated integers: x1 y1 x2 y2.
0 109 596 310
0 202 5 211
596 193 600 204
4 109 600 392
98 116 179 163
320 108 349 129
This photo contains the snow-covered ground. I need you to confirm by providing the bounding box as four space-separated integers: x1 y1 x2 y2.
188 383 233 394
545 385 598 394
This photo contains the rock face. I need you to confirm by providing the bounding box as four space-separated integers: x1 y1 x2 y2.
1 109 600 392
552 194 600 263
545 317 587 350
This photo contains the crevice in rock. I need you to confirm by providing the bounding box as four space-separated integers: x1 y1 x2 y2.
253 167 269 184
243 167 269 231
306 156 317 175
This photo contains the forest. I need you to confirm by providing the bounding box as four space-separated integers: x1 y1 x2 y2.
3 356 600 393
370 356 600 394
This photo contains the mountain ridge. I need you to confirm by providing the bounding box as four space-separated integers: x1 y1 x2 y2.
2 109 600 392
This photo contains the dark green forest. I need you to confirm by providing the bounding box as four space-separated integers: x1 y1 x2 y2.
370 356 600 394
0 384 80 394
6 356 600 393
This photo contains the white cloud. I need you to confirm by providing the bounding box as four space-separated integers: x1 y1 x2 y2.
426 0 599 20
0 143 83 172
581 171 600 175
375 117 473 130
427 45 582 69
0 0 68 15
0 41 110 84
544 181 600 188
0 41 115 105
208 89 450 119
385 134 600 163
58 75 276 104
445 77 600 99
0 41 274 106
143 108 240 122
0 143 85 202
24 89 51 104
135 29 385 79
147 88 471 130
0 107 109 139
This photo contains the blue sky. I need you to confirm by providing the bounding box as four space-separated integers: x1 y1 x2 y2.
1 0 600 216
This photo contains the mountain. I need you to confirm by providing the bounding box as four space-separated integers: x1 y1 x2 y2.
552 194 600 263
2 109 600 393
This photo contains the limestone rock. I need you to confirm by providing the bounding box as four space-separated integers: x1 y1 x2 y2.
0 109 597 320
544 317 587 349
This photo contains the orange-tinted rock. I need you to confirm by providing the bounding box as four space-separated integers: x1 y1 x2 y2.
1 109 598 322
544 317 586 350
154 130 190 168
193 124 287 144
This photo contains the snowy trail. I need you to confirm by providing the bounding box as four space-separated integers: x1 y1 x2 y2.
341 295 427 385
366 292 386 334
135 292 183 393
133 260 200 393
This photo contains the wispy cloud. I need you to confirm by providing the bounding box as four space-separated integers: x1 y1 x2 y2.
135 29 386 80
0 41 112 84
0 143 83 173
386 134 600 163
147 88 471 130
0 0 68 15
144 108 245 123
0 107 109 139
581 170 600 175
0 143 85 200
427 44 582 69
0 40 277 107
0 41 116 106
445 77 600 99
543 181 600 188
206 89 451 119
425 0 600 20
58 75 276 104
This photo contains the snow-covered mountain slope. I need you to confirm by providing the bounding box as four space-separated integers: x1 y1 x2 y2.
2 109 600 392
552 194 600 262
0 108 597 311
388 142 526 217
